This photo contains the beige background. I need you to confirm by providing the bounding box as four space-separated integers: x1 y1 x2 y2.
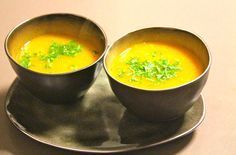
0 0 235 155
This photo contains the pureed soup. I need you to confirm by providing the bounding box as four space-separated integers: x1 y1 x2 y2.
11 34 101 74
108 42 204 90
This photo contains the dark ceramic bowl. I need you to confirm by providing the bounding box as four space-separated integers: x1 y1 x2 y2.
5 13 107 103
104 27 211 122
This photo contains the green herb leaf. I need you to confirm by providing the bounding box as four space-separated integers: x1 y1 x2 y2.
61 41 81 56
126 57 181 82
41 40 81 68
20 53 31 68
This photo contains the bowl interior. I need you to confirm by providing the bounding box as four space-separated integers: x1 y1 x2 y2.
104 28 210 85
6 14 107 70
104 27 210 89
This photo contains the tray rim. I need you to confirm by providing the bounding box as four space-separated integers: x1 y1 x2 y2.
5 78 206 153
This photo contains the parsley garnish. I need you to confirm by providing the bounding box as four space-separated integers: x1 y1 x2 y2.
126 57 181 82
41 40 81 68
19 40 81 69
19 53 31 68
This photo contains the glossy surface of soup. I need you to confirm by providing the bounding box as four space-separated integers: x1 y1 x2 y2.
108 42 203 90
11 34 100 74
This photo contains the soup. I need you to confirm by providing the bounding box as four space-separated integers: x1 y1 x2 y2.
11 34 100 74
108 42 203 90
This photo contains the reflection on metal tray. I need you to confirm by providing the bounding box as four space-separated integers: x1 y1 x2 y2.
5 70 205 153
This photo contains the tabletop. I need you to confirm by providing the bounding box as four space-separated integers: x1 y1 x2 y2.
0 0 236 155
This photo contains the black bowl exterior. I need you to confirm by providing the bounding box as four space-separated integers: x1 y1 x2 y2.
107 69 209 122
104 27 211 122
5 14 107 103
8 58 103 103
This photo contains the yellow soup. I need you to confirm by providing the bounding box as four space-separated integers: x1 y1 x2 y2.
11 34 100 74
108 42 203 90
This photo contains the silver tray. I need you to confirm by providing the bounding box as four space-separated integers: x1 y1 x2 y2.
5 70 205 153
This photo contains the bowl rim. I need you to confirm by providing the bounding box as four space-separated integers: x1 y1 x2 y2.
103 27 212 92
4 13 108 76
